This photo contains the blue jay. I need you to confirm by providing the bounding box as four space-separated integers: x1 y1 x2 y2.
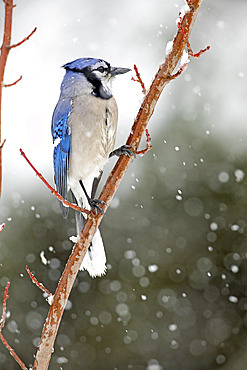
51 57 131 277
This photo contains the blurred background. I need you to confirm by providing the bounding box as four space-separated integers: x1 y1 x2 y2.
0 0 247 369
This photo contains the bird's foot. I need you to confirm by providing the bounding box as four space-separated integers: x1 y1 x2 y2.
109 145 136 158
88 197 106 214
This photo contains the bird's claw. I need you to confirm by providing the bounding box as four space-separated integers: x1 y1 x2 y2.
88 198 106 214
110 145 136 158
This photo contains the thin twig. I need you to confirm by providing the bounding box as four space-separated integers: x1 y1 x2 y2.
189 45 210 58
0 283 28 370
33 2 205 369
0 282 9 331
169 57 190 81
19 148 90 215
4 75 22 87
26 265 52 297
177 13 210 58
131 64 146 94
136 129 152 155
9 27 37 49
0 139 6 149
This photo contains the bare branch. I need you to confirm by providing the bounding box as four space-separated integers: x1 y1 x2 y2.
0 283 28 370
4 75 22 87
131 64 146 94
9 27 37 49
0 282 9 331
20 148 90 215
177 13 210 58
26 265 53 297
136 129 152 156
0 139 6 150
189 45 210 58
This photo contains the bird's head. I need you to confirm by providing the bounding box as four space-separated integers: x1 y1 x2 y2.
63 58 131 99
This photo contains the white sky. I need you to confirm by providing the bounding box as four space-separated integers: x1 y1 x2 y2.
0 0 246 197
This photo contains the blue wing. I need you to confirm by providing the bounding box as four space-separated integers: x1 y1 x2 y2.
51 98 72 218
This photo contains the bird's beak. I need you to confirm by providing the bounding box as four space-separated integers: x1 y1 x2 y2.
110 66 131 77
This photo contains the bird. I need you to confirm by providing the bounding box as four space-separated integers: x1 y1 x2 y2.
51 57 131 277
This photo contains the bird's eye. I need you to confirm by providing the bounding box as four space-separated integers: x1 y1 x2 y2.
97 66 105 73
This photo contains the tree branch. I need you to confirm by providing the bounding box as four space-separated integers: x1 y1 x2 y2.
26 265 53 298
3 75 22 87
0 0 36 196
32 1 206 369
136 129 152 156
131 64 146 94
20 148 90 215
0 283 28 370
8 27 37 49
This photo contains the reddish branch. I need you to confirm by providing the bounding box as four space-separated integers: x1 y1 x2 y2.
132 64 146 94
0 138 6 149
20 149 90 215
32 1 207 369
0 282 9 332
0 283 28 370
4 75 22 87
9 27 37 49
177 13 210 57
26 265 52 297
136 129 152 155
0 0 36 196
169 57 190 81
186 0 194 8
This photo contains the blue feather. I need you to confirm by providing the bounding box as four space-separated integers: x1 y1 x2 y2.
52 99 72 217
63 57 103 72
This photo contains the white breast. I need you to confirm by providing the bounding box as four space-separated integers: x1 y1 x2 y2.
68 94 118 183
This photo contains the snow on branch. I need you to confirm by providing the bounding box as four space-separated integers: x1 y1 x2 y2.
177 10 210 58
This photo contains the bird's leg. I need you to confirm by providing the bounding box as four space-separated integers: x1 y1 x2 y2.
109 145 136 158
91 171 103 199
79 180 105 214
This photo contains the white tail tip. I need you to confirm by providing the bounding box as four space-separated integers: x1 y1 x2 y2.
69 229 107 278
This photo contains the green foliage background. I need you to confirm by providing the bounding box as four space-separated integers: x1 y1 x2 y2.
1 112 247 369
